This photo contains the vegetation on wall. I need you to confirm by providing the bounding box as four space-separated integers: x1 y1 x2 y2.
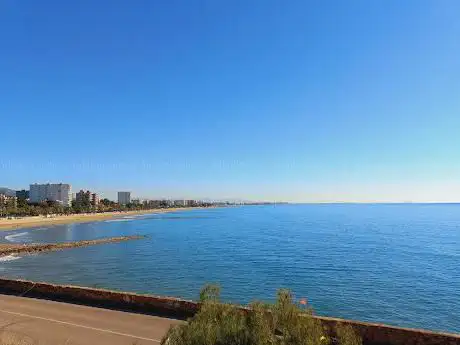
163 285 362 345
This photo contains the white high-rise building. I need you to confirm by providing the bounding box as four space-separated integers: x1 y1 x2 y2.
173 200 187 207
29 183 72 206
118 191 131 205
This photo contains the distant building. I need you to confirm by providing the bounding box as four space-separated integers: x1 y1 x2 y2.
174 200 187 207
156 199 173 207
91 193 99 208
186 200 198 207
144 200 161 208
75 190 90 206
0 194 17 209
118 192 131 205
29 183 72 206
16 190 29 200
75 190 100 208
75 190 99 208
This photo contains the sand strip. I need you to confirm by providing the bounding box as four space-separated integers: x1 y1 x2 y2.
0 208 197 231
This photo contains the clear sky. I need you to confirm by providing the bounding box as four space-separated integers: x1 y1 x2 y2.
1 0 460 202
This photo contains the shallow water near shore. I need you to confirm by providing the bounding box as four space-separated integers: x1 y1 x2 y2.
0 204 459 333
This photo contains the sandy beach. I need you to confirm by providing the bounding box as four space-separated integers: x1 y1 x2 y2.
0 208 195 231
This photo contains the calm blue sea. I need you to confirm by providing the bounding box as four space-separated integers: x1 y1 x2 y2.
0 204 459 333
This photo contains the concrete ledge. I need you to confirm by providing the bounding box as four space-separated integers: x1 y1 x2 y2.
0 277 198 319
0 277 458 345
315 316 460 345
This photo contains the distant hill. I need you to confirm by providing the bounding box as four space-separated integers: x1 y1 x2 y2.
0 188 16 196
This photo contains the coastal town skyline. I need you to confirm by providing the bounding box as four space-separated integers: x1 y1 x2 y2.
2 180 460 204
0 182 282 205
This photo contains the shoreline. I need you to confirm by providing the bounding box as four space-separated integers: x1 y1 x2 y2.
0 207 199 231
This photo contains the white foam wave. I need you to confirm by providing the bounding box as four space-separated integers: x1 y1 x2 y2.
5 232 29 243
105 218 134 223
0 254 21 262
105 214 149 223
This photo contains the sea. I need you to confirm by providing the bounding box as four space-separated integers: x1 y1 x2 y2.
0 204 458 334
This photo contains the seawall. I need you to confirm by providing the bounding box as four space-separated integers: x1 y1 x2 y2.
0 278 458 345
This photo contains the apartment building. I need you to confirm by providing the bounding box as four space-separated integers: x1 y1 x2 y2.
117 191 131 205
174 200 187 207
29 183 72 206
75 190 99 208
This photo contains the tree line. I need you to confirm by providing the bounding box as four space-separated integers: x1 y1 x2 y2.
0 198 212 218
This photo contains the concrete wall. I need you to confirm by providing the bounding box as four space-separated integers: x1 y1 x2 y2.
315 316 460 345
0 277 458 345
0 277 198 319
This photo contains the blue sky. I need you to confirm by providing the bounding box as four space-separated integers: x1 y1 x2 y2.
1 0 459 202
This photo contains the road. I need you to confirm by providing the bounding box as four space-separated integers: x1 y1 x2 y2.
0 294 181 345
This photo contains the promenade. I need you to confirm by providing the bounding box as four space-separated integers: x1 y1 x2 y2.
0 294 179 345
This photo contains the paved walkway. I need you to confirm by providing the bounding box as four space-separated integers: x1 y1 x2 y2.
0 294 181 345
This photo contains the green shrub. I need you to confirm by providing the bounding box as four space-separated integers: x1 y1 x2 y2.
335 324 362 345
162 285 361 345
